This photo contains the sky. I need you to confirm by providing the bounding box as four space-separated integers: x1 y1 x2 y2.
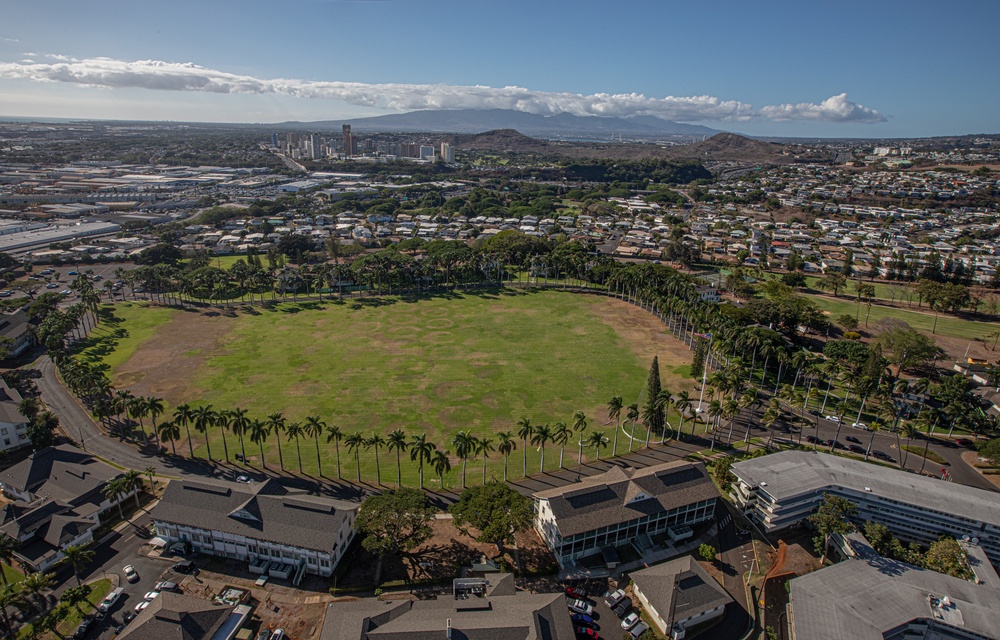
0 0 997 138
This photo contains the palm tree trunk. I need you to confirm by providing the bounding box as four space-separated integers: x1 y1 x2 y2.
314 435 322 477
295 438 303 473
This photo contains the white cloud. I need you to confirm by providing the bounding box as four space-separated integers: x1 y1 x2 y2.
0 56 886 124
0 37 19 43
757 93 886 123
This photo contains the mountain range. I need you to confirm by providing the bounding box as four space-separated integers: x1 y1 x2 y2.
278 109 721 138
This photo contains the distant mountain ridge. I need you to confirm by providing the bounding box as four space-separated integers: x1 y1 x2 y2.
280 108 721 138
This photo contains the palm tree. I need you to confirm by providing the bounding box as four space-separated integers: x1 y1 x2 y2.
21 572 54 613
626 403 639 452
58 545 94 587
144 466 156 493
285 422 305 473
607 396 623 457
344 432 365 483
227 408 251 465
516 418 533 478
268 412 287 472
0 584 26 635
173 403 196 458
431 449 451 488
145 396 164 445
552 422 571 469
477 436 495 484
497 431 516 482
127 396 150 446
303 415 326 476
587 431 609 460
123 469 143 510
387 429 408 487
452 431 475 489
674 391 692 439
249 418 270 468
102 478 126 519
409 433 436 489
215 409 233 464
193 404 216 462
366 433 386 485
531 423 553 473
657 389 674 444
157 420 181 456
572 410 587 464
325 424 343 479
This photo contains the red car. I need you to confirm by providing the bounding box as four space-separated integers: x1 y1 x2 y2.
574 627 599 640
565 587 588 600
955 438 974 447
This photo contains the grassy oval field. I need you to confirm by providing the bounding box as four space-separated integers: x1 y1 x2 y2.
77 288 694 486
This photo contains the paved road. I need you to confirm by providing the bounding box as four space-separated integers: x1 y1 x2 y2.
702 500 755 640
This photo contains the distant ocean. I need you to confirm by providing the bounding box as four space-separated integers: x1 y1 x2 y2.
0 116 88 123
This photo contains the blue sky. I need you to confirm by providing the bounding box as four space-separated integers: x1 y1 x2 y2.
0 0 996 137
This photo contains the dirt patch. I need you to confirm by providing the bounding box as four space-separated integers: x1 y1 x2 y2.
113 310 233 400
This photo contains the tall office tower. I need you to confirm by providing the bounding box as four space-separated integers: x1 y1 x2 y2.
440 142 455 163
271 133 279 148
342 125 354 157
310 133 321 159
419 145 435 160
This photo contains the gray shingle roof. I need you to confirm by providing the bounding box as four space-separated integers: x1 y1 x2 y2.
117 592 233 640
631 556 732 626
0 379 26 425
153 479 357 553
0 444 118 499
321 586 576 640
533 461 718 537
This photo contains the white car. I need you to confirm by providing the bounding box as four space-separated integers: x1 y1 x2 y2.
134 600 150 614
851 422 868 430
123 565 139 583
567 598 593 616
621 612 641 630
143 591 160 601
825 415 841 423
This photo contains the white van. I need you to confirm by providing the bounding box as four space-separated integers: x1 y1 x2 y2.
97 586 124 617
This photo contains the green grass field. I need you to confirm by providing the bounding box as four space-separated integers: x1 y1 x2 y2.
804 293 1000 340
77 290 695 486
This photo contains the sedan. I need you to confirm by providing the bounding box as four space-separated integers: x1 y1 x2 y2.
805 435 819 444
574 627 599 640
852 422 869 430
46 282 60 289
568 599 593 616
848 444 865 454
571 614 595 627
565 587 588 600
123 565 139 583
825 415 841 423
613 598 633 618
134 601 150 614
143 591 160 601
846 436 861 444
621 613 640 630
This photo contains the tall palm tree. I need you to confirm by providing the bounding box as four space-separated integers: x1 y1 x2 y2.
657 389 674 444
325 424 343 479
626 403 639 452
145 396 164 445
344 432 365 483
144 466 156 493
431 449 451 489
497 431 516 482
122 469 143 510
572 410 587 464
249 419 270 469
531 423 553 473
674 391 692 439
215 409 233 463
102 477 125 519
268 412 287 472
173 403 196 458
285 422 304 473
127 397 150 446
607 396 623 457
452 431 475 489
587 431 609 460
516 418 533 478
409 433 436 489
227 408 251 464
58 545 94 587
157 420 181 456
303 415 326 476
387 429 408 487
366 433 386 485
477 436 495 484
552 422 571 469
193 404 216 462
21 572 54 613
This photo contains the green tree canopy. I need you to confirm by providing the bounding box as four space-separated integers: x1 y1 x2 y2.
449 483 533 557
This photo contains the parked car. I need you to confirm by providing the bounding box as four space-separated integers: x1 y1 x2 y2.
805 435 819 444
154 581 179 592
46 282 59 289
255 630 272 640
68 271 78 276
567 599 593 616
565 586 588 600
848 445 865 454
123 565 139 583
571 613 595 627
604 589 626 608
621 613 640 630
846 436 861 444
97 587 124 617
236 474 253 483
123 612 136 624
574 627 599 640
613 597 633 618
143 591 160 601
172 560 197 574
851 422 868 430
73 617 94 640
271 629 285 640
628 622 649 638
825 415 841 423
134 601 150 614
808 409 821 416
955 438 974 447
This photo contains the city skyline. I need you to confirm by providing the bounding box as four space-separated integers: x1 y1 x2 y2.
0 0 998 137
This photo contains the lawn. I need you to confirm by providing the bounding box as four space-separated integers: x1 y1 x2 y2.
803 293 1000 340
75 289 696 486
16 579 112 640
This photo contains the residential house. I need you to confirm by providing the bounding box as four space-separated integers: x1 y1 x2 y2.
117 592 246 640
0 309 36 358
0 378 29 452
630 556 733 639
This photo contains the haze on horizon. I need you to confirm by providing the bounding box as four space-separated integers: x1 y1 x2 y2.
0 0 997 138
